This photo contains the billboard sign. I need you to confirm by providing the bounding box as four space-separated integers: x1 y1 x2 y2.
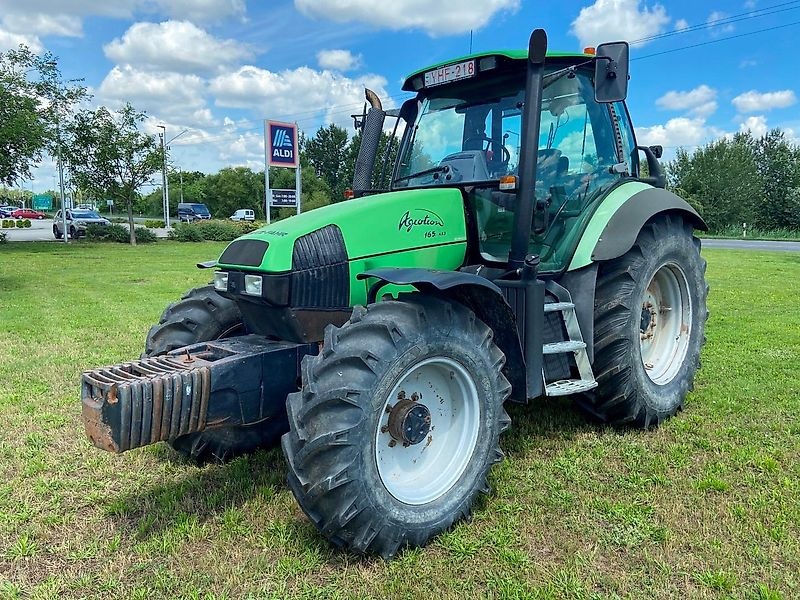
267 121 299 168
270 189 297 207
32 194 52 210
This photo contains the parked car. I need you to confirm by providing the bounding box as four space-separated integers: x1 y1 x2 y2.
177 203 211 222
0 205 19 218
230 209 255 221
53 209 110 239
11 208 47 220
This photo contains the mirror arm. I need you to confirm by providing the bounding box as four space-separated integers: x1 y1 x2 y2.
635 145 666 189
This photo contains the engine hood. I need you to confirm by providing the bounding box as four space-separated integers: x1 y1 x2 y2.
217 188 468 273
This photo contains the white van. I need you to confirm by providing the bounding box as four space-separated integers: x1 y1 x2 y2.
230 209 255 221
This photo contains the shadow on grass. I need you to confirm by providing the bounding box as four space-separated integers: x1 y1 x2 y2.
106 442 290 540
502 394 614 454
105 394 614 563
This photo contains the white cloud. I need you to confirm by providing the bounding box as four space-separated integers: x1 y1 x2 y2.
104 21 252 74
0 0 244 22
210 65 390 130
317 49 361 71
674 18 689 31
98 65 207 116
656 85 717 118
571 0 670 48
739 115 768 137
0 27 42 52
294 0 519 36
732 90 797 113
636 117 724 149
2 13 82 37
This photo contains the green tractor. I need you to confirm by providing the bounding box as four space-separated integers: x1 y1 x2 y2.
81 29 708 558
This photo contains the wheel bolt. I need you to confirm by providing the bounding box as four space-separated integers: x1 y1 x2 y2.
388 439 397 448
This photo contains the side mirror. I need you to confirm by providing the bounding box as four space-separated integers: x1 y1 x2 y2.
649 145 663 159
594 41 629 103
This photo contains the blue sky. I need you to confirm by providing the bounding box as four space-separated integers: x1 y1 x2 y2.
2 0 798 192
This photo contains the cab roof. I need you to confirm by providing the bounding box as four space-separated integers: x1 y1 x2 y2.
402 49 593 92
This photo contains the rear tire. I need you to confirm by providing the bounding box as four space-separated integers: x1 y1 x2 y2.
144 285 283 462
579 214 708 427
282 296 512 558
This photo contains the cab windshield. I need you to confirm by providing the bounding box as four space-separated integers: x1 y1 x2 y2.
394 75 526 187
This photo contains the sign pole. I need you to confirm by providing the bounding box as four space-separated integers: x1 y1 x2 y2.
295 122 301 216
263 120 271 225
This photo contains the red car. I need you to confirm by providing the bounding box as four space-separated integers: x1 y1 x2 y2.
11 208 46 220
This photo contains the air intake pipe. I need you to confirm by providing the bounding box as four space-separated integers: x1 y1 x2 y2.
352 89 386 195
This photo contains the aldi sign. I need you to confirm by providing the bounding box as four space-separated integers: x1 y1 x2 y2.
267 121 298 168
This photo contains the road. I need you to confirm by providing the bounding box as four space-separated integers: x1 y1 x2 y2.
701 238 800 252
2 218 169 241
4 222 799 251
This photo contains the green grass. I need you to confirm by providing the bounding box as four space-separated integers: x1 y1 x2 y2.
1 242 799 599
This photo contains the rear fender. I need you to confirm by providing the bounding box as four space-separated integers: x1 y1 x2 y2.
358 268 528 402
569 186 707 271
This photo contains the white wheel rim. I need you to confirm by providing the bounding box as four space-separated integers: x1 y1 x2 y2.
375 357 480 505
640 262 693 385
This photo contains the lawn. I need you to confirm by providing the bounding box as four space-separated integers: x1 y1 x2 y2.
0 242 798 599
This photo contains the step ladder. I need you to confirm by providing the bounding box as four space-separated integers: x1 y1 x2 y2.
543 300 598 397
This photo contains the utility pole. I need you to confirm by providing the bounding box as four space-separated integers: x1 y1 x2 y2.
158 125 167 227
57 119 68 244
161 129 187 229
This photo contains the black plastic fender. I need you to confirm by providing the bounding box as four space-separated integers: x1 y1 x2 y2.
591 187 707 263
357 268 527 402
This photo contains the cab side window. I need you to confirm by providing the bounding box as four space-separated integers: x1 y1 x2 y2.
613 102 638 177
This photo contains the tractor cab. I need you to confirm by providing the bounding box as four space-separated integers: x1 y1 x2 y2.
360 44 642 273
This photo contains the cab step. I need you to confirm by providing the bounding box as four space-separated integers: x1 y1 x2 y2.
542 285 597 397
545 379 598 396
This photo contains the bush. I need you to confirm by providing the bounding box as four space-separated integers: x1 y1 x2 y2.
84 223 156 243
23 219 31 228
13 219 31 228
194 219 243 241
0 232 6 244
1 219 13 229
144 219 165 228
168 223 204 242
134 227 157 243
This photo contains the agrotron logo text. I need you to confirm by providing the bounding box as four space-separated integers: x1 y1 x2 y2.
267 121 298 168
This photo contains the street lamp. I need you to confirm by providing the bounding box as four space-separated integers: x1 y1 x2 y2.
157 127 188 229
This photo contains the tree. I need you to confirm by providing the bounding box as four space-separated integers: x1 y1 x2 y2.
0 45 87 187
63 104 162 244
305 124 350 200
667 134 761 231
752 129 800 230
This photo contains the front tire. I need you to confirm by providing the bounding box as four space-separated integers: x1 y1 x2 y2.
581 214 708 427
144 285 284 462
282 296 512 558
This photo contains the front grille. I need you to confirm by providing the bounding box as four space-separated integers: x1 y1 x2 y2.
291 225 349 308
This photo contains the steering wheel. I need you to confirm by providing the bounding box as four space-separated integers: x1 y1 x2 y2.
463 135 511 167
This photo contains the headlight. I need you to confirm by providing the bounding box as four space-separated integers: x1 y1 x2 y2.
244 274 263 296
213 271 228 291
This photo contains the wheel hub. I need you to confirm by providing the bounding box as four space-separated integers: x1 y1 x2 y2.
387 397 431 446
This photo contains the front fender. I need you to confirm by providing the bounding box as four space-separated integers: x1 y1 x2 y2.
569 185 707 271
357 268 528 402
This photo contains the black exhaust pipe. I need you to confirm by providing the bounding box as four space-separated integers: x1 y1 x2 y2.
508 29 548 270
352 89 386 195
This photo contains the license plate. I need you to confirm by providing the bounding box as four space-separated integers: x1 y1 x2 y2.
424 60 476 88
